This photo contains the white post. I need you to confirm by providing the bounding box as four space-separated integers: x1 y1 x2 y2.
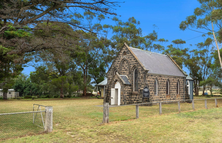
205 99 208 109
178 101 181 113
45 106 53 133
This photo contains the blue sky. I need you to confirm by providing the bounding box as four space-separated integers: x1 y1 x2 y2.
23 0 204 75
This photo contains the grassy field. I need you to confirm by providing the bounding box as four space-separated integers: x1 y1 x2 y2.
1 98 222 142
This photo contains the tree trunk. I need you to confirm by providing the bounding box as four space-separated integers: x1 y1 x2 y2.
3 92 7 100
202 85 205 95
211 9 222 69
210 85 213 96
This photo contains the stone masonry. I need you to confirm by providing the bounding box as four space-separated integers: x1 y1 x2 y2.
105 44 188 105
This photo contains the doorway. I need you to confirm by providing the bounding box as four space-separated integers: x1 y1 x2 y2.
111 81 121 105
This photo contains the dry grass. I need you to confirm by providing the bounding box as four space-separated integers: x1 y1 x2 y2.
0 98 222 142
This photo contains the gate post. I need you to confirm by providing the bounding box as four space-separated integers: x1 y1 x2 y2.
103 102 109 123
45 106 53 133
136 105 139 119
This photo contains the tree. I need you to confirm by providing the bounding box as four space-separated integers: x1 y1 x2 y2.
71 12 110 96
0 24 31 99
109 17 166 63
164 39 188 68
185 52 202 96
180 0 222 68
0 0 119 99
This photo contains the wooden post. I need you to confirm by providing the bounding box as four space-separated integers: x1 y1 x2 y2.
136 105 139 119
45 106 53 133
159 102 162 115
178 101 181 113
103 102 109 123
192 99 195 110
205 99 208 109
215 98 217 107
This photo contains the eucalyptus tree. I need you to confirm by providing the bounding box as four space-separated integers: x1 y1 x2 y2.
164 39 188 68
71 12 111 96
108 17 166 63
180 0 222 69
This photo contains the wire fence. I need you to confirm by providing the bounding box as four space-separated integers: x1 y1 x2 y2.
0 104 52 140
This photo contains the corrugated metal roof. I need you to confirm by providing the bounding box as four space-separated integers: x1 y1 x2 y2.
129 47 186 77
119 75 131 85
98 79 107 86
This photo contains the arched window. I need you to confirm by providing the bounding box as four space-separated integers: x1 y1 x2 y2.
177 80 180 95
133 69 138 91
166 79 170 95
154 79 158 95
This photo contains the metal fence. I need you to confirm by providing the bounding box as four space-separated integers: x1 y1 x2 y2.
0 104 53 140
103 98 222 123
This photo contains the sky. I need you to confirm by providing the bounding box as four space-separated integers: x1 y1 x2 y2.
22 0 204 75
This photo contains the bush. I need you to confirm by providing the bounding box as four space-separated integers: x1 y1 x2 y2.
0 97 3 100
24 95 32 99
32 96 38 100
53 94 60 98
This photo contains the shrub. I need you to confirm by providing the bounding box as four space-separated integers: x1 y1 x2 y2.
32 96 38 100
24 95 32 99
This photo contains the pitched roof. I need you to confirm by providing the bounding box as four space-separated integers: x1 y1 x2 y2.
119 75 131 85
129 47 186 77
97 79 107 86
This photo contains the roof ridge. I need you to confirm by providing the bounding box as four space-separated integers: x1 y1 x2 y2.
129 47 166 56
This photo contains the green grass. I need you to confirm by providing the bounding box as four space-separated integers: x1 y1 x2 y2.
1 98 222 142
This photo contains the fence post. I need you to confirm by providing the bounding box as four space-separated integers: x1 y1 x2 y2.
45 106 53 133
205 99 208 109
33 105 34 123
192 99 195 110
215 98 217 107
103 102 109 123
178 101 181 113
136 105 139 119
159 102 162 115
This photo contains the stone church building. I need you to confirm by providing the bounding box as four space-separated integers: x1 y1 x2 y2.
104 43 192 105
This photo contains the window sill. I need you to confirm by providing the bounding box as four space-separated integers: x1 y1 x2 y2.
132 91 139 95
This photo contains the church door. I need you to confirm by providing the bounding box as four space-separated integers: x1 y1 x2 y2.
111 88 115 105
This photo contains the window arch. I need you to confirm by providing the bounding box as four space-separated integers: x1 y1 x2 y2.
133 68 138 91
177 80 180 95
154 79 158 95
166 79 170 95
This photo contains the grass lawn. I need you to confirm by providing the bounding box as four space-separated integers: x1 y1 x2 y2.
1 98 222 142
